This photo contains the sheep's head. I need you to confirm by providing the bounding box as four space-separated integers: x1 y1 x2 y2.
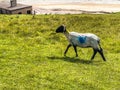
56 25 66 33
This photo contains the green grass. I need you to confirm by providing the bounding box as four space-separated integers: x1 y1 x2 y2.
0 14 120 90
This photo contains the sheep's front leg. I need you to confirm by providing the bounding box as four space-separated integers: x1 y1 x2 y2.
98 49 106 61
73 45 78 57
64 44 71 56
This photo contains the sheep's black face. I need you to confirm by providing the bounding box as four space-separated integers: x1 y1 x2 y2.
56 25 66 33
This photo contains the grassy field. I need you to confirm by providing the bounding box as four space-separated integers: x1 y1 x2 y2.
0 14 120 90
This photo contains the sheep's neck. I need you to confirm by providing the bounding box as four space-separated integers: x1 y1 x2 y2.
64 31 70 40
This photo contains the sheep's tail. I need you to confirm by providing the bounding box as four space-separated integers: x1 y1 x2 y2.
97 40 103 52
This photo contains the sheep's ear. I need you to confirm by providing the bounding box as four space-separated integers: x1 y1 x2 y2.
63 25 66 32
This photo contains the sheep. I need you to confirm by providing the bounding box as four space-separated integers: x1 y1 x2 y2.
55 25 106 61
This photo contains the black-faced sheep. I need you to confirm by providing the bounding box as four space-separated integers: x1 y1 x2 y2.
56 25 106 61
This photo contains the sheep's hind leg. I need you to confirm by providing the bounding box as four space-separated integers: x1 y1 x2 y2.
91 49 97 60
64 44 71 56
